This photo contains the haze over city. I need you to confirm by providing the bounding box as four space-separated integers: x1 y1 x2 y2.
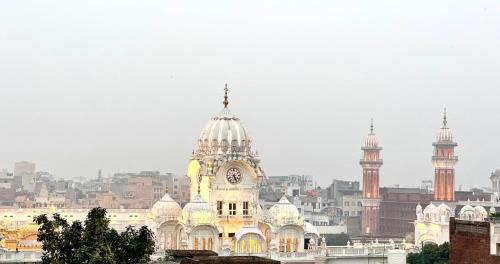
1 0 499 188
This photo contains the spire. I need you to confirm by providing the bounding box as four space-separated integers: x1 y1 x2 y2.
223 83 229 108
370 118 374 134
165 185 169 194
442 108 447 128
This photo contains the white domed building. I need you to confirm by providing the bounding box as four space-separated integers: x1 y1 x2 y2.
150 191 183 250
415 203 452 245
152 85 318 254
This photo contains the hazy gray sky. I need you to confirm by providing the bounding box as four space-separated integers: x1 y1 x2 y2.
1 1 499 188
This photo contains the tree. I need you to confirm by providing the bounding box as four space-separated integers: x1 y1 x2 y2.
76 208 115 264
35 207 155 264
407 242 449 264
110 226 156 264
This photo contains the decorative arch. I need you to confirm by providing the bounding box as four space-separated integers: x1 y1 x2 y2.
258 222 273 252
190 225 219 252
277 225 304 253
157 220 180 250
236 232 265 254
418 232 438 246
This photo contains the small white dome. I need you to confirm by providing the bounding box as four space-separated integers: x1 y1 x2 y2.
437 110 454 142
182 194 217 226
490 206 496 213
459 204 475 220
363 120 379 148
365 134 379 148
437 127 453 142
423 203 437 214
151 192 182 220
268 195 302 226
437 203 451 214
460 205 474 214
474 206 488 220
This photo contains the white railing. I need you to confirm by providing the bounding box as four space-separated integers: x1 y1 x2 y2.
0 250 43 263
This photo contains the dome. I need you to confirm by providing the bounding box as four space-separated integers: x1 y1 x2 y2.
474 206 488 220
365 134 379 148
423 203 438 221
460 205 474 214
437 203 451 214
416 203 422 213
438 127 453 142
364 119 379 148
182 194 217 226
423 203 437 214
459 204 475 220
151 192 181 221
268 195 302 226
197 107 251 156
490 206 496 213
437 109 453 142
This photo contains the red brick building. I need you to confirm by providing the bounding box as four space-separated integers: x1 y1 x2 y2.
450 217 500 264
379 187 432 238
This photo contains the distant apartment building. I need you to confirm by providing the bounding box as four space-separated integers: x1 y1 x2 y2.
342 191 363 217
14 161 35 192
0 169 13 189
91 171 189 209
325 179 360 206
266 175 315 196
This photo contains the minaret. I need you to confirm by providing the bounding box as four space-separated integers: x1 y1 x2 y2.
360 119 383 235
432 109 457 201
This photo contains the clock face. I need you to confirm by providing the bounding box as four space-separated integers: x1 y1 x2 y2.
226 168 242 184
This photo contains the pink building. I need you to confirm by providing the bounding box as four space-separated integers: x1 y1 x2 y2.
360 120 383 235
432 109 457 201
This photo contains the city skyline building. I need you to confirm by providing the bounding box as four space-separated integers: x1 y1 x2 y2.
14 161 35 192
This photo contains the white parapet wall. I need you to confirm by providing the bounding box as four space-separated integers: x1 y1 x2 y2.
387 249 407 264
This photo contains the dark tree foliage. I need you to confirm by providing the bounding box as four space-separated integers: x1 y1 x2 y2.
407 242 449 264
490 212 500 218
35 207 155 264
323 232 350 246
110 226 156 264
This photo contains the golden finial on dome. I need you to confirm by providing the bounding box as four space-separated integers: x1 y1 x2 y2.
165 185 169 194
223 83 229 108
443 108 447 127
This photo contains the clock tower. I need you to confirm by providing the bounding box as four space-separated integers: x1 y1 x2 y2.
360 120 383 235
187 84 265 235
